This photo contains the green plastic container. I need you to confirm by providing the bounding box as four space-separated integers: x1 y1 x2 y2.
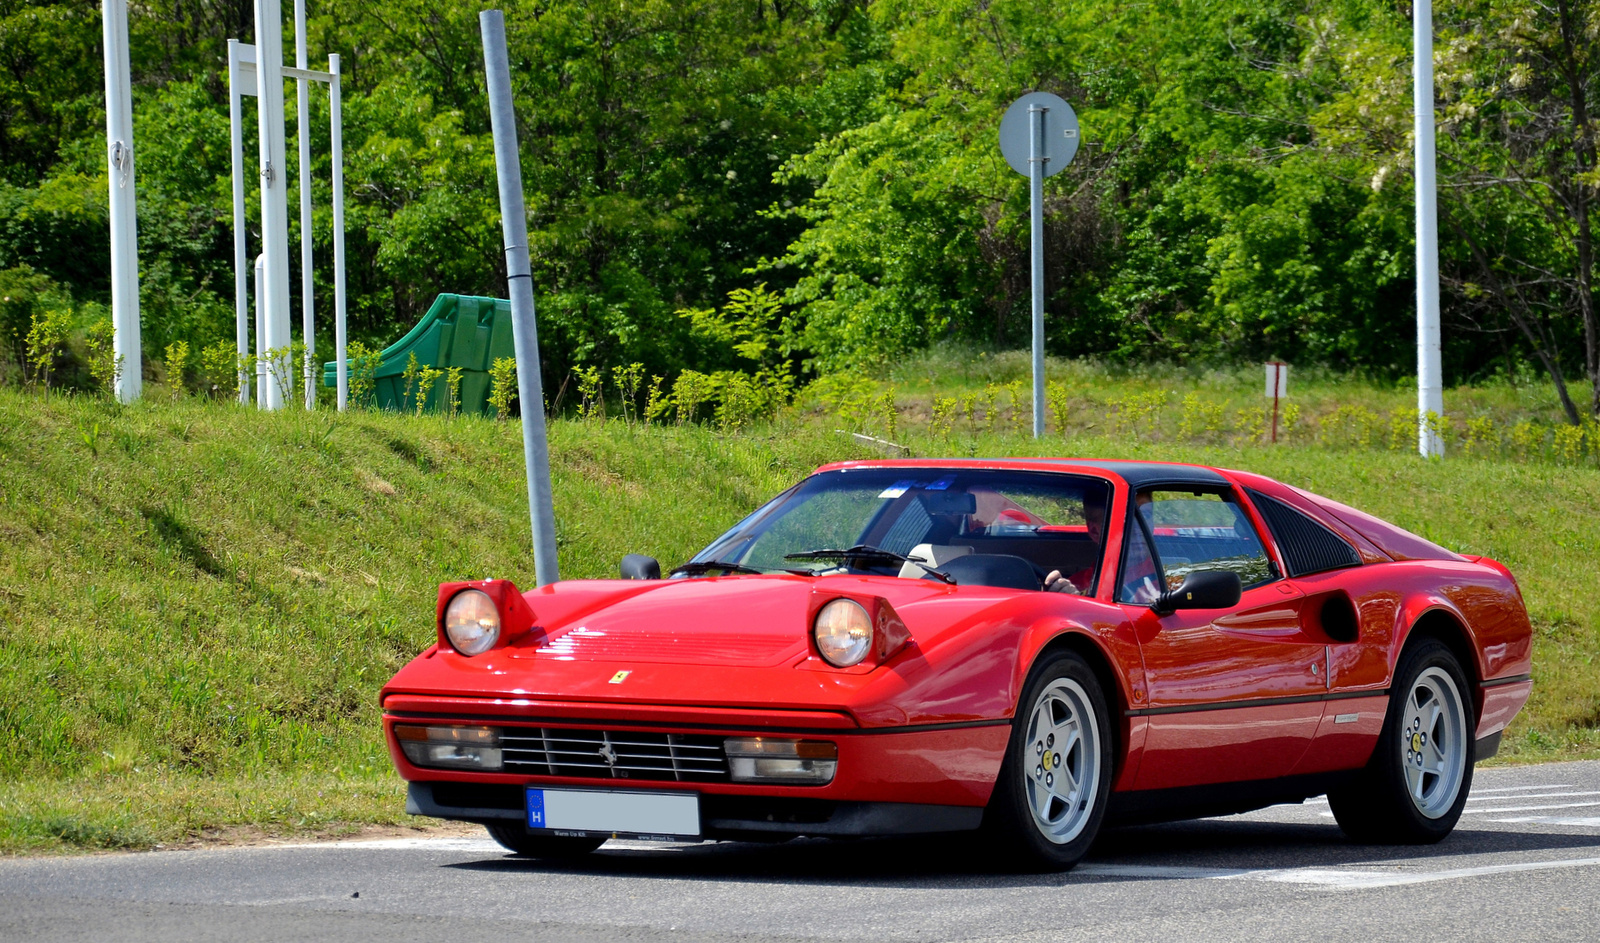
323 293 516 415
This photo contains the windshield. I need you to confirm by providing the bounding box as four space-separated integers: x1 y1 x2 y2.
690 468 1113 593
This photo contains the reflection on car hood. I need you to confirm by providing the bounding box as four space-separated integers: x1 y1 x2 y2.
511 574 1019 668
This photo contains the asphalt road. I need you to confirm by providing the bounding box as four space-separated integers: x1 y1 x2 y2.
4 760 1600 943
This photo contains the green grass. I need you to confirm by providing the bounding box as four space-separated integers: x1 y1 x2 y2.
0 369 1597 854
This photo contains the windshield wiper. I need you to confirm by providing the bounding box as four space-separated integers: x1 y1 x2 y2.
669 559 768 577
783 544 956 585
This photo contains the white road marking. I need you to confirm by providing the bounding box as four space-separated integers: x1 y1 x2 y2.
1467 784 1577 795
1490 816 1600 827
266 837 503 852
1467 791 1600 802
1081 856 1600 890
1463 800 1600 815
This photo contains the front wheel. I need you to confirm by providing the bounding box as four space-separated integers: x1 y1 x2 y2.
486 823 606 858
981 651 1114 871
1328 638 1475 843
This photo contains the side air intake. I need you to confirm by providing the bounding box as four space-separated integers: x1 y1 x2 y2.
1248 491 1362 577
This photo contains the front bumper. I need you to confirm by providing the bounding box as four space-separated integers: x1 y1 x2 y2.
383 693 1009 835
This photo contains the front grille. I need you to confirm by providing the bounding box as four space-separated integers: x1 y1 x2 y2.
500 728 729 782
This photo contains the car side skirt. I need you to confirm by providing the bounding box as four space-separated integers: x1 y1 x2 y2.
1106 771 1361 825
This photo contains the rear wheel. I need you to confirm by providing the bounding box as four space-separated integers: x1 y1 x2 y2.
981 651 1113 871
1329 638 1475 844
486 823 606 858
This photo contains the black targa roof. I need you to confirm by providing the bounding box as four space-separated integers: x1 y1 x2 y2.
1020 459 1231 491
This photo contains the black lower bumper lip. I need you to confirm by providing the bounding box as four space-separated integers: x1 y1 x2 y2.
405 781 983 839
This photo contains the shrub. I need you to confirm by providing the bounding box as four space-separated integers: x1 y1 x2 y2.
445 366 464 418
401 352 421 411
672 370 712 425
25 305 71 389
415 366 443 417
1046 382 1070 437
84 319 119 395
164 340 190 396
488 357 516 421
574 365 604 421
197 341 237 399
346 342 381 409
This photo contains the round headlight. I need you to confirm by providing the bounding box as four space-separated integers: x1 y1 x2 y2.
444 589 500 656
814 598 873 667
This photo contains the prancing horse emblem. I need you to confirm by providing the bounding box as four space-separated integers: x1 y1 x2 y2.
597 742 619 769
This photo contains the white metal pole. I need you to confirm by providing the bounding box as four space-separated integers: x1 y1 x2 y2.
103 0 141 402
255 253 268 406
295 0 315 408
1028 104 1046 439
228 40 251 405
255 0 291 410
330 54 348 411
482 9 561 585
1415 0 1444 457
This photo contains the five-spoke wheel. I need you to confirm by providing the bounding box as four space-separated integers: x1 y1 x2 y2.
1023 677 1102 845
1329 637 1475 843
983 651 1113 870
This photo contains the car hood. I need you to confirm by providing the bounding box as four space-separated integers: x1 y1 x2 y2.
505 574 1008 668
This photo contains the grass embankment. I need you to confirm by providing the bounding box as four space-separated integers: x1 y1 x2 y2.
1 372 1597 854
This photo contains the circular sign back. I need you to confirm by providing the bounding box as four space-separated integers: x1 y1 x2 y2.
998 92 1079 177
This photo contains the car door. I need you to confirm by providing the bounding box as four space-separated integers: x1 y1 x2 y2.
1125 488 1329 791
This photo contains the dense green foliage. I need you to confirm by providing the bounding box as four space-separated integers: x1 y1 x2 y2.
4 0 1600 411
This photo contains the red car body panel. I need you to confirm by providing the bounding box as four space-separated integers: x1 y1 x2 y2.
382 458 1533 830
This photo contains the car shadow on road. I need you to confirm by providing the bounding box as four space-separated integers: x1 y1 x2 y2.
442 819 1600 889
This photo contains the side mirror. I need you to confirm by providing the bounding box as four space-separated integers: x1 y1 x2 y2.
1156 570 1241 614
620 554 661 580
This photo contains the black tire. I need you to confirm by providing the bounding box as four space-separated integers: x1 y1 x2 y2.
980 651 1114 871
1328 637 1476 844
486 823 607 858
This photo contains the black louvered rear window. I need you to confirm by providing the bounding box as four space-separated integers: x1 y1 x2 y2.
1247 490 1362 577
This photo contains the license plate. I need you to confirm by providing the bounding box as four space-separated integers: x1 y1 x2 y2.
525 787 700 839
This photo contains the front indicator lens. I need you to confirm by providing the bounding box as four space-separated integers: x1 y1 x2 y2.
394 724 503 771
724 737 838 784
814 598 873 667
444 589 500 656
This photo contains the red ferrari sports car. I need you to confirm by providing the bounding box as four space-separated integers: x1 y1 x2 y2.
381 458 1532 869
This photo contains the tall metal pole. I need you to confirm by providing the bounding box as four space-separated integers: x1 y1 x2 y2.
330 54 348 411
481 9 561 585
1029 104 1047 438
102 0 141 402
1415 0 1444 457
295 0 315 408
227 40 251 405
255 0 291 410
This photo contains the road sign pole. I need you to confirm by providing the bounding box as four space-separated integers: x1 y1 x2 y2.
254 0 291 410
1415 0 1444 457
295 0 315 408
228 40 251 405
330 54 348 412
482 9 561 586
1029 105 1046 439
103 0 141 402
1001 92 1078 441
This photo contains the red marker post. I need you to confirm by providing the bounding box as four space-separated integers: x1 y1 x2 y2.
1265 361 1288 443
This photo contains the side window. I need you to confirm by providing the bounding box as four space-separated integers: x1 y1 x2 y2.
1143 490 1274 589
1118 514 1164 605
